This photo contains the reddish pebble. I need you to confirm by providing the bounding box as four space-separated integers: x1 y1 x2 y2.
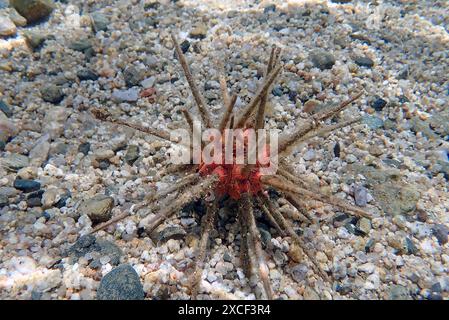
140 87 156 98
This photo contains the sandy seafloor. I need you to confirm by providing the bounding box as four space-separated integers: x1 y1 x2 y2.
0 0 448 300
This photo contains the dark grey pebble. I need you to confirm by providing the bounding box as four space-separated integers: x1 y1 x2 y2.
42 211 51 221
99 160 110 170
345 221 356 234
397 66 409 80
89 260 101 269
124 145 139 165
14 179 41 193
334 142 340 158
333 213 350 227
40 85 64 104
354 185 368 207
97 264 145 300
157 226 186 243
123 66 145 87
77 69 99 81
365 238 375 253
0 100 13 117
55 191 71 208
204 80 219 91
27 197 42 207
405 237 418 255
290 264 308 283
263 4 276 13
69 39 93 53
258 226 271 246
354 56 374 68
67 234 123 266
223 252 233 263
431 282 442 293
27 189 44 200
272 86 283 97
0 193 8 208
398 95 410 103
69 234 96 251
78 142 91 155
182 199 206 215
432 224 448 245
180 39 190 54
371 97 387 111
31 290 43 300
335 283 352 295
27 189 44 207
310 50 336 70
90 12 108 32
288 90 297 102
267 187 281 200
427 293 443 300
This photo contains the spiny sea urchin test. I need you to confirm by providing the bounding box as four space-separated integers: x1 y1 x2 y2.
90 32 372 300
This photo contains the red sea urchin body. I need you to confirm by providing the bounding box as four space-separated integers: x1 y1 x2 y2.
199 162 263 200
198 129 270 200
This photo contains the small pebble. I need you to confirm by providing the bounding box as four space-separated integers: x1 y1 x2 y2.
90 12 108 32
78 194 114 223
97 264 144 300
354 185 368 207
14 179 41 193
345 154 357 163
356 218 372 236
354 56 374 68
263 4 276 13
180 40 190 54
78 142 91 155
333 142 341 158
0 101 13 118
432 224 448 245
189 23 207 39
123 66 145 87
41 85 64 104
77 69 99 81
0 16 17 37
112 88 140 102
310 50 335 70
10 0 54 23
371 97 388 111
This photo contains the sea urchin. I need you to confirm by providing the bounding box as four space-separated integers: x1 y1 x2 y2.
89 33 371 300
